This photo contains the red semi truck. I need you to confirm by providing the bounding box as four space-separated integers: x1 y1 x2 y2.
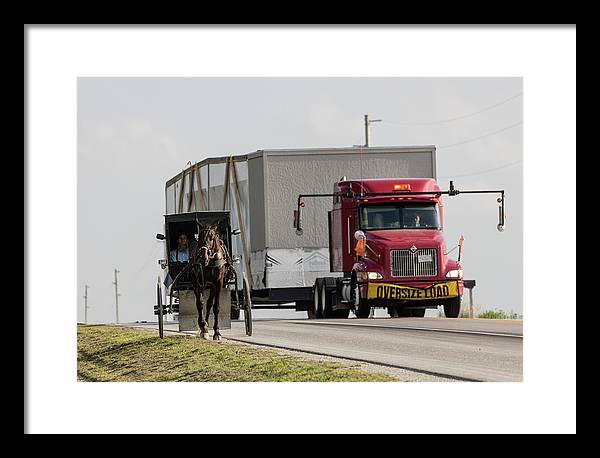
294 178 505 319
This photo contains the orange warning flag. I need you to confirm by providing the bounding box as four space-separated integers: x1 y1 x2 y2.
354 239 365 257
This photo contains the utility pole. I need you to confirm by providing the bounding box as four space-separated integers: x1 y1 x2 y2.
84 284 90 324
113 269 121 323
364 114 382 147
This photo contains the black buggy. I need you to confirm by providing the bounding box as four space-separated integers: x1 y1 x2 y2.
154 210 252 338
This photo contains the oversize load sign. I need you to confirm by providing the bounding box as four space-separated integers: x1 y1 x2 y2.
367 282 459 301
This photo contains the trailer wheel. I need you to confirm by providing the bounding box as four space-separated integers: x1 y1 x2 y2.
410 308 426 317
308 280 320 319
443 297 461 318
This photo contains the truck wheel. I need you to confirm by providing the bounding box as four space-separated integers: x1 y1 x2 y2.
320 281 331 318
443 297 461 318
333 308 350 319
308 282 319 319
410 309 426 317
355 305 371 319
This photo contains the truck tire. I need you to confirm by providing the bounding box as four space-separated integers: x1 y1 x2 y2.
443 297 461 318
410 308 426 317
355 305 371 319
320 280 331 318
306 284 319 320
308 282 319 319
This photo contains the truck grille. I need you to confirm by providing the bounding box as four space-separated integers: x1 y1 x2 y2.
390 248 438 277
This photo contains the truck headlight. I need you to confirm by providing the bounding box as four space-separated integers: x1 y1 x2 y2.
445 269 463 278
357 272 383 281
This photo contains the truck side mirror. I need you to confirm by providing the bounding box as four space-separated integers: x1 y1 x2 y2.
497 197 505 231
156 233 165 240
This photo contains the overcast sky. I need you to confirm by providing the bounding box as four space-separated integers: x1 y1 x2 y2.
77 77 522 323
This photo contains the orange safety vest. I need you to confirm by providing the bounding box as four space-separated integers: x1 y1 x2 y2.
354 239 365 257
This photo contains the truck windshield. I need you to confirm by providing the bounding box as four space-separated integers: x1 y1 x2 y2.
359 203 440 230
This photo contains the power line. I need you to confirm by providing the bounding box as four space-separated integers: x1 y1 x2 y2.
130 244 163 278
127 244 165 288
438 159 522 179
381 92 522 126
436 121 522 149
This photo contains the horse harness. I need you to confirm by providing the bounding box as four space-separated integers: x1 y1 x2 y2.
191 230 234 287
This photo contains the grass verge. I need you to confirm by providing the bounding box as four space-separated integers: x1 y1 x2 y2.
477 309 522 320
77 325 396 382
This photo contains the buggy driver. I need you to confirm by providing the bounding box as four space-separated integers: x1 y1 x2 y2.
170 231 190 262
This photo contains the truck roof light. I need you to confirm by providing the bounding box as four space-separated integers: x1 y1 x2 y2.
393 184 411 191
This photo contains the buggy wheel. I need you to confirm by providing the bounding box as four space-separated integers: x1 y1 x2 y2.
158 307 164 339
156 280 164 339
230 270 241 320
243 273 253 336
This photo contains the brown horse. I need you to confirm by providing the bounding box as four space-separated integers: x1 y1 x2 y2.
188 225 232 340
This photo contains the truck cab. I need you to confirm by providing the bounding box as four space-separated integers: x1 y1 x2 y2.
329 178 464 318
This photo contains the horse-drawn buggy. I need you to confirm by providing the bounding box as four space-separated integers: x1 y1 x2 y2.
154 210 252 339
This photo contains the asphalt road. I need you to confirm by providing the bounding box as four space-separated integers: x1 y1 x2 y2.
223 317 522 382
134 316 522 382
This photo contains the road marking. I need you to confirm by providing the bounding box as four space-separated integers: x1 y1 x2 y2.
288 320 523 338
